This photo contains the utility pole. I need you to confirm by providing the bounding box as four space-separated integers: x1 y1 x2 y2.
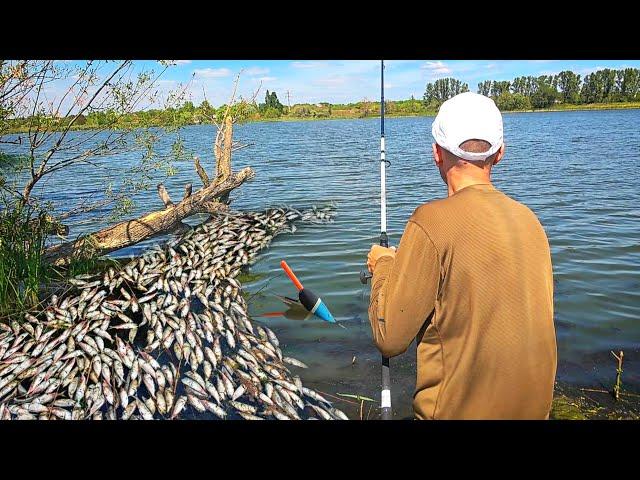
286 90 291 114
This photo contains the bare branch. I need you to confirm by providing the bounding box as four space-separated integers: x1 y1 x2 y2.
157 184 174 208
216 115 233 184
193 155 210 187
183 183 192 200
21 61 131 203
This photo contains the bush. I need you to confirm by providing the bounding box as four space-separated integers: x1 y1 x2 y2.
531 85 558 109
291 105 312 117
260 107 282 119
495 92 532 111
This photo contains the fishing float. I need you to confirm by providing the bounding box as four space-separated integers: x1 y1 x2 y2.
280 260 336 323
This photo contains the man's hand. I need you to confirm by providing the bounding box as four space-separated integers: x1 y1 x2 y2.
367 244 396 273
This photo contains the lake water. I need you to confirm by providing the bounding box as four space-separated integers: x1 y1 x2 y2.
3 110 640 418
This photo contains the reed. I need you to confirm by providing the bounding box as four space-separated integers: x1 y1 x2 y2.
612 350 624 401
0 199 51 319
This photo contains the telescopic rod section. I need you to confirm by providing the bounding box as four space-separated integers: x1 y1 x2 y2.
378 59 392 420
359 60 393 420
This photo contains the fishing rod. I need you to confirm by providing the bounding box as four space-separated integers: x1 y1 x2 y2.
360 60 392 420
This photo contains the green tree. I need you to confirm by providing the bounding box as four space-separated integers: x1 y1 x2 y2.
581 72 603 103
260 90 284 115
531 81 558 109
510 77 525 95
490 81 511 97
477 80 491 96
423 78 469 106
617 68 640 101
511 76 538 97
198 99 214 121
601 69 618 102
556 71 581 103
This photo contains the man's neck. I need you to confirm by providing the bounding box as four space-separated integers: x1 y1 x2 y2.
446 172 493 197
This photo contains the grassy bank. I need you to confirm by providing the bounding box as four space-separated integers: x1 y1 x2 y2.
505 101 640 114
551 383 640 420
247 100 640 123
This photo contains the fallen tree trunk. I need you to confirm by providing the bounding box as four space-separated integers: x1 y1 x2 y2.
44 167 254 265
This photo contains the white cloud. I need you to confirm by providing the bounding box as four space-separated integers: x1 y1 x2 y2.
314 76 347 87
291 61 329 69
193 67 231 78
256 76 276 82
422 61 452 75
244 66 269 76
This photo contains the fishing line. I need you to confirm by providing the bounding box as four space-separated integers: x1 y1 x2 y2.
244 270 285 304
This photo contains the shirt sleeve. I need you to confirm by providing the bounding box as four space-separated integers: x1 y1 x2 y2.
368 220 440 358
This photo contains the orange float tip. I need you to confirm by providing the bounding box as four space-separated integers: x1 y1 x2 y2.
280 260 304 291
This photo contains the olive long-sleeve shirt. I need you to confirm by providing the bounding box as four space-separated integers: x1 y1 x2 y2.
368 183 557 419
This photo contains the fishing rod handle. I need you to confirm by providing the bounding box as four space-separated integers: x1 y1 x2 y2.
280 260 304 291
360 232 390 284
379 231 389 248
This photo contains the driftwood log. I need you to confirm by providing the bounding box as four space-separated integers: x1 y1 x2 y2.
44 107 255 266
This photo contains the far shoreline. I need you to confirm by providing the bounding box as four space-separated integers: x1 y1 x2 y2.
246 102 640 124
3 102 640 135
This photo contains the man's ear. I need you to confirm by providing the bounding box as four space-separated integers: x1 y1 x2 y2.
493 143 506 165
432 143 442 167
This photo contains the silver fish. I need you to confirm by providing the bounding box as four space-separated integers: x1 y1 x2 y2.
170 396 188 419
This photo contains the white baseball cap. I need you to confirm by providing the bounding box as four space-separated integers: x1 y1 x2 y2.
431 91 504 162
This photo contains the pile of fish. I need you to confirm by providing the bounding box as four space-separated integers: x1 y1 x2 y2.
0 206 348 420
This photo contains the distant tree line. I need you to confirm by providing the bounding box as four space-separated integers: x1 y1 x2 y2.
423 78 470 106
425 68 640 110
6 71 640 136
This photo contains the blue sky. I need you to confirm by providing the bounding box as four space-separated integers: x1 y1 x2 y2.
60 60 640 108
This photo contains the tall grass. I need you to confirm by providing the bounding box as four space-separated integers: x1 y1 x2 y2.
0 193 115 321
0 199 50 319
